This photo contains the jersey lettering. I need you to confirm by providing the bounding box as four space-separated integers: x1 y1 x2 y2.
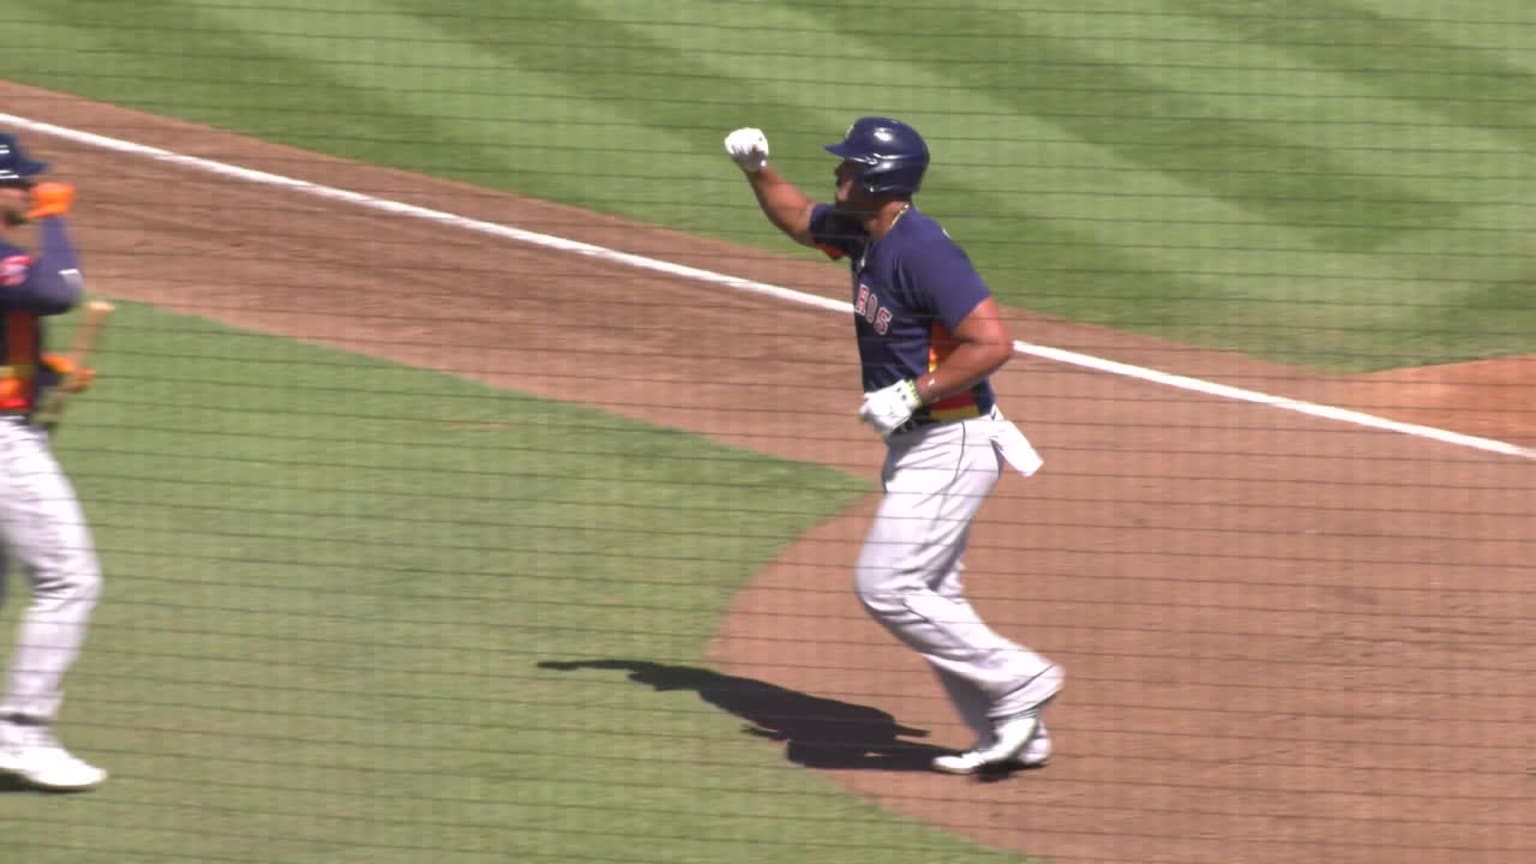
856 283 893 334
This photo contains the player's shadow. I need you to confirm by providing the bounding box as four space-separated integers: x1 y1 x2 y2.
0 774 85 794
538 658 950 772
0 775 28 793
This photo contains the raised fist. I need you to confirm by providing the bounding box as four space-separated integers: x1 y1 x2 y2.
723 128 769 174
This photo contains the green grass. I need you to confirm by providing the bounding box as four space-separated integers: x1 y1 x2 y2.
0 301 1029 864
0 0 1534 368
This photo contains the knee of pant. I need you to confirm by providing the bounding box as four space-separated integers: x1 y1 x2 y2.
855 589 906 622
853 562 908 618
33 556 102 607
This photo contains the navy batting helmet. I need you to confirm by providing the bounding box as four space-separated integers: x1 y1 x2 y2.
0 133 49 186
824 117 929 196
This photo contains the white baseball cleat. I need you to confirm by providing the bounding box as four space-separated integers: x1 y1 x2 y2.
932 717 1052 775
1015 721 1052 767
0 722 107 791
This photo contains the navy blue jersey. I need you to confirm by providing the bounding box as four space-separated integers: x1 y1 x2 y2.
0 218 82 412
810 203 996 422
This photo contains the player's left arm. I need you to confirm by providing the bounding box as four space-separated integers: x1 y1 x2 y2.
912 296 1012 405
908 235 1013 405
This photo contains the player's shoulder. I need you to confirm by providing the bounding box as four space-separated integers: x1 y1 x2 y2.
900 208 967 250
895 208 978 266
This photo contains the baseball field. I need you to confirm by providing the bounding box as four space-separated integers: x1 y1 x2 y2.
0 2 1532 863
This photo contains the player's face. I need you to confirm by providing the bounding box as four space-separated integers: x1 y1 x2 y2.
833 160 873 212
0 185 28 228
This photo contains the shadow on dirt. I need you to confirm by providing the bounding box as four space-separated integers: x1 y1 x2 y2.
538 658 955 772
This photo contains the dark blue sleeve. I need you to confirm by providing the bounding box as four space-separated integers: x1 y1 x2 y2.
808 204 864 260
0 218 82 315
900 236 993 331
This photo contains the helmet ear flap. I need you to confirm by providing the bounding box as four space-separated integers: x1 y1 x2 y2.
825 117 929 197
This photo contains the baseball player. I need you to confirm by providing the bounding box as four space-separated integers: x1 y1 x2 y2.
724 118 1064 775
0 132 106 791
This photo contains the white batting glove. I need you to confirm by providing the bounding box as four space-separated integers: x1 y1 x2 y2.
858 379 924 437
723 127 770 174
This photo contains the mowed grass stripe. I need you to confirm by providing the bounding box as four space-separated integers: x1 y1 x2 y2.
1159 0 1536 279
21 0 506 175
191 0 713 215
1019 1 1536 209
1011 3 1536 322
0 0 1523 368
427 0 1227 333
613 0 1451 359
201 0 1364 351
598 4 1290 289
737 0 1531 366
389 0 826 233
776 0 1458 252
1152 0 1536 363
462 0 1521 366
1180 0 1536 148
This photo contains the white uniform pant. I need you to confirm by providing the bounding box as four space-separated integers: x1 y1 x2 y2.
854 409 1058 733
0 418 101 723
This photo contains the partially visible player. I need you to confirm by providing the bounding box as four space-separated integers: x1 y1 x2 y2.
0 131 107 791
723 118 1063 775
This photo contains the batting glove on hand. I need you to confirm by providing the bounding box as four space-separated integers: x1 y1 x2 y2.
858 379 924 437
42 353 95 393
723 127 770 174
27 182 75 220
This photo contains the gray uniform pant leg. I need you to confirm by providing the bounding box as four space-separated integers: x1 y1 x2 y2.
927 560 997 740
853 416 1056 722
0 421 102 723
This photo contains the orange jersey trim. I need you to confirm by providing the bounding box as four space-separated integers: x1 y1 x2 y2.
927 320 956 372
0 311 39 410
924 320 981 416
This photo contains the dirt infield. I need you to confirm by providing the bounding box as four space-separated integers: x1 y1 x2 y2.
5 81 1533 864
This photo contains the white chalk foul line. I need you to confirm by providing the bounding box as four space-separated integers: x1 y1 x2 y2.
1017 341 1536 460
6 111 1533 462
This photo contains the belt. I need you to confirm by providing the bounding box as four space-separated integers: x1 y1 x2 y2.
892 406 999 436
891 415 944 436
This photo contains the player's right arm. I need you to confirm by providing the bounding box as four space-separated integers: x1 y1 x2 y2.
723 128 818 247
0 223 82 316
744 165 818 248
0 183 83 316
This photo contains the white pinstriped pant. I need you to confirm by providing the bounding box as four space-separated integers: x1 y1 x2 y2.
0 417 101 723
853 409 1060 733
